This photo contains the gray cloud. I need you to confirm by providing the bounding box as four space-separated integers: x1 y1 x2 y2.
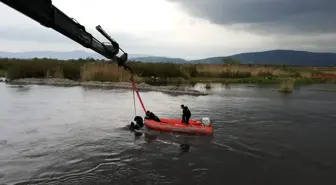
1 0 335 57
0 24 197 58
168 0 336 35
273 33 336 52
0 24 156 52
0 26 70 43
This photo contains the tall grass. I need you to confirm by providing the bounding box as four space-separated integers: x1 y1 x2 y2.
1 58 335 85
128 62 190 79
2 59 82 80
279 79 295 93
45 66 64 78
80 63 131 82
191 64 290 78
0 70 6 77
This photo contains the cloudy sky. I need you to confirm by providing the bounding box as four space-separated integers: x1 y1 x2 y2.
0 0 335 59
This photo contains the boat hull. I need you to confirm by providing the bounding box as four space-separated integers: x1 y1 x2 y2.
144 118 213 135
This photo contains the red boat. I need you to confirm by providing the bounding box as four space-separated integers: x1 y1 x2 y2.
144 117 213 135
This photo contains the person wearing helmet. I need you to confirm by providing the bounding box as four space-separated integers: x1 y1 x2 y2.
181 104 191 125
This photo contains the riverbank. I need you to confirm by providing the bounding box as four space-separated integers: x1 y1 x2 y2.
1 58 336 88
8 78 208 96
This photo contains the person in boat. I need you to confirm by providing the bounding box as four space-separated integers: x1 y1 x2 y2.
181 104 191 125
145 110 161 122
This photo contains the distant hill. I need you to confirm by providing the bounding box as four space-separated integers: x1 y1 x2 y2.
0 50 187 63
0 51 150 60
1 49 336 66
130 56 187 63
191 50 336 66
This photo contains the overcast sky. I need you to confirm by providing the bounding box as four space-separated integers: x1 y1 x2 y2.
0 0 335 59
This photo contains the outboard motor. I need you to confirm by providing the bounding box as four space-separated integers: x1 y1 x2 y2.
201 117 211 126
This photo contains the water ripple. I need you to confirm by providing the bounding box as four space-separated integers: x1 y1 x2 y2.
1 83 336 185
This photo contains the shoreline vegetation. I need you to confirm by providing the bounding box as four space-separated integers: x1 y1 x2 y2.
1 57 336 94
8 78 207 96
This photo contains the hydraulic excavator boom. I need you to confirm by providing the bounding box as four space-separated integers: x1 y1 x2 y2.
0 0 130 70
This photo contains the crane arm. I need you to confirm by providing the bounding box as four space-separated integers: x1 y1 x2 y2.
0 0 129 68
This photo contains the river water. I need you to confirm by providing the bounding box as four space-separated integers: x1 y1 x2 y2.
0 83 336 185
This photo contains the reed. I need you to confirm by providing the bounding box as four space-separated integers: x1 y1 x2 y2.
192 64 290 78
279 78 295 93
0 70 6 77
45 66 64 78
1 58 335 85
80 62 132 82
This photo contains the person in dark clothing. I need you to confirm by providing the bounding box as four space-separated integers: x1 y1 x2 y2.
134 116 144 128
181 104 191 125
145 111 151 120
129 115 144 131
145 110 161 122
129 121 140 131
129 121 143 136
